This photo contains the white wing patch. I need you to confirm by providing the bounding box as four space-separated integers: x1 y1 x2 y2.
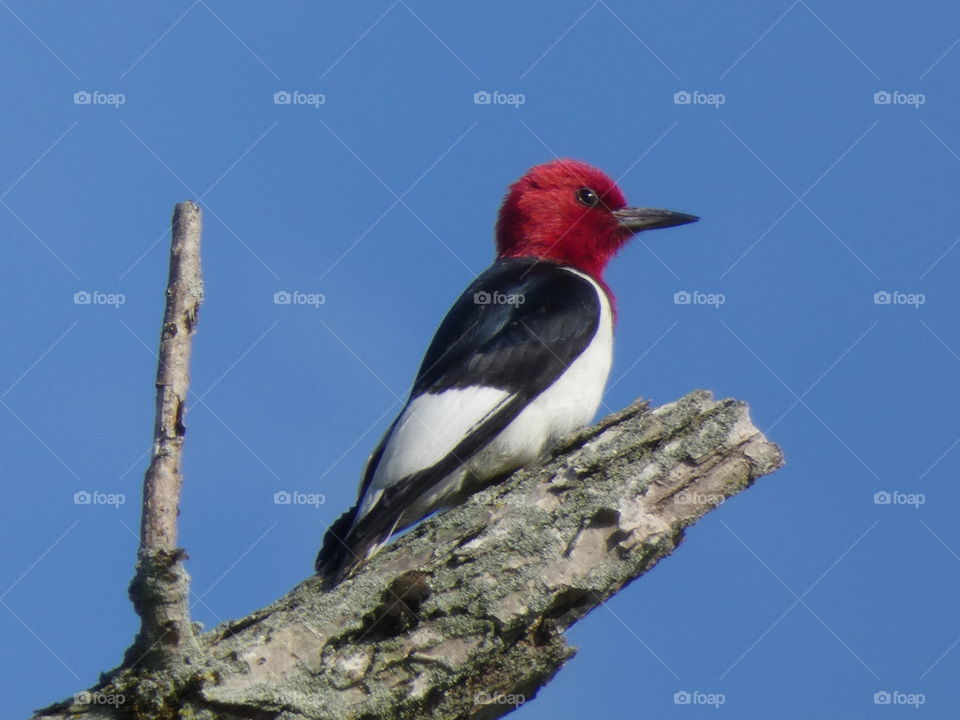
356 386 511 521
477 268 613 471
354 266 614 528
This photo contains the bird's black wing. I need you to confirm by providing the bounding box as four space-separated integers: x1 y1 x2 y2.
412 258 600 396
316 258 602 580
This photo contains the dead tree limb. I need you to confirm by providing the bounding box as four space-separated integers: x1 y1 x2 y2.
35 381 782 719
125 201 204 670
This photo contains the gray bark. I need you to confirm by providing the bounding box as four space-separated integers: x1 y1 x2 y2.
34 389 783 720
126 201 204 669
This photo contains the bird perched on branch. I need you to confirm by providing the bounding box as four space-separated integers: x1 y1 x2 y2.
316 159 697 583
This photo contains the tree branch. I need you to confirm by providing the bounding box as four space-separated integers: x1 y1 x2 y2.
35 385 782 720
126 201 204 669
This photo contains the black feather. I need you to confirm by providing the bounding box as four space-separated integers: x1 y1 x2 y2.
315 258 602 583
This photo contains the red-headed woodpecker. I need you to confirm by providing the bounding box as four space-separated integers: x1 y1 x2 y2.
316 159 697 582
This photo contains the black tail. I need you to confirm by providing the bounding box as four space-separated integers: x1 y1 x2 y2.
315 503 363 584
315 502 403 585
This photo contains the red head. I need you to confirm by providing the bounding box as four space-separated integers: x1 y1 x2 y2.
495 159 697 280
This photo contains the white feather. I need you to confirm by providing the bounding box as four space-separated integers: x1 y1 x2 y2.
356 386 510 520
357 267 613 528
478 268 613 468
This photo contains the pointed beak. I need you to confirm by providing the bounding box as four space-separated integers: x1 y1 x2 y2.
613 206 699 234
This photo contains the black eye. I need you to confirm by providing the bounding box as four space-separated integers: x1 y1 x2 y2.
576 187 600 207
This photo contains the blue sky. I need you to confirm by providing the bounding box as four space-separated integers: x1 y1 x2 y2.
2 2 959 717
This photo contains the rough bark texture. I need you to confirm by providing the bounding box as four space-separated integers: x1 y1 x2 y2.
126 201 204 670
34 390 782 720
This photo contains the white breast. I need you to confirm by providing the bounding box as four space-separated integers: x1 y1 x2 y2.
475 267 613 473
357 267 614 527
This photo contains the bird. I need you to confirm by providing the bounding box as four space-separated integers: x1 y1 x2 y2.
316 158 698 583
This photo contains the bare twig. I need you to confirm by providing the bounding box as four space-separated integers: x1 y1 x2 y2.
126 201 204 668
